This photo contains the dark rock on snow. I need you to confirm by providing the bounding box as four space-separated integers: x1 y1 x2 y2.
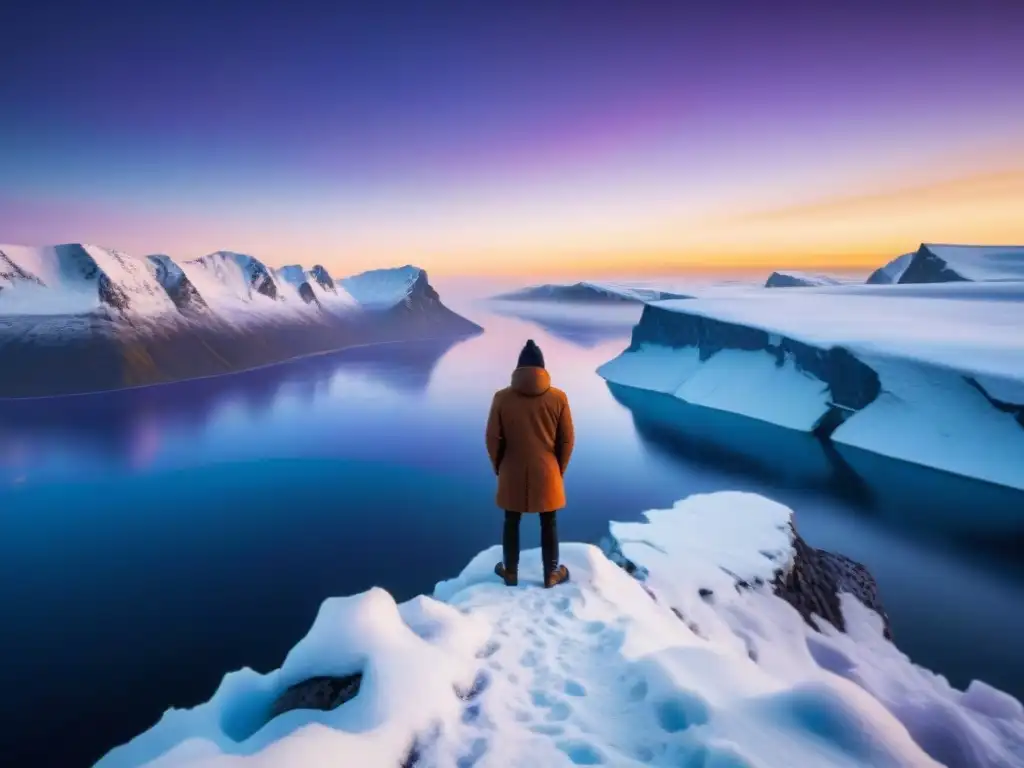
603 521 892 640
268 673 363 720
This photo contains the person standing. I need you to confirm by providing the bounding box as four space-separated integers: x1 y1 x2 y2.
486 339 574 588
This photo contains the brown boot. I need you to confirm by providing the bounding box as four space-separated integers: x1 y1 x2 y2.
494 562 518 587
544 564 570 589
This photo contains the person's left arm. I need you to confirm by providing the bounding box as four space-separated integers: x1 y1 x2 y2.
486 393 505 475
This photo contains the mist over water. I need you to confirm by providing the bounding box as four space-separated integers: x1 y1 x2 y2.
1 296 1022 766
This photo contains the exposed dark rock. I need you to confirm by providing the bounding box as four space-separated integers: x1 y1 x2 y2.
897 245 968 284
97 273 131 312
310 265 336 292
771 528 891 640
268 672 362 720
297 281 320 306
0 248 44 285
252 270 278 300
146 254 207 313
602 522 892 641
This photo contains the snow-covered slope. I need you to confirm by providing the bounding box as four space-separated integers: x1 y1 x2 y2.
341 265 428 309
492 281 693 303
146 254 207 313
96 492 1023 768
275 264 357 310
0 245 479 397
0 243 179 317
869 244 1024 284
866 252 914 284
598 283 1024 489
765 271 841 288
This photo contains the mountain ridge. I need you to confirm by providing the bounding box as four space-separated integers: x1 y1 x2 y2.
0 243 481 398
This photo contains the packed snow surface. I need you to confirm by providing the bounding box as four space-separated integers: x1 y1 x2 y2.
342 265 425 309
600 284 1024 488
96 491 1024 767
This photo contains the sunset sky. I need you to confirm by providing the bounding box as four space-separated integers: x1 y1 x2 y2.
1 1 1022 276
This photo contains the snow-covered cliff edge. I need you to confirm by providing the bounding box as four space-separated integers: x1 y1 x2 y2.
96 492 1023 768
598 286 1024 490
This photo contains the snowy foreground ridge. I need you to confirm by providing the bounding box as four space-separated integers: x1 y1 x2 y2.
98 493 1023 768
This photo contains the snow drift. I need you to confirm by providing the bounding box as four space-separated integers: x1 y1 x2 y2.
598 284 1024 490
96 492 1024 767
0 244 480 397
868 244 1024 284
492 281 693 304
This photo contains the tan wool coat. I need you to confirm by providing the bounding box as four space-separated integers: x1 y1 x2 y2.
486 366 575 513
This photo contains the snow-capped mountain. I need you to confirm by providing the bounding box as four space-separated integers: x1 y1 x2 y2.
0 243 180 317
764 270 841 288
492 280 692 304
0 243 481 397
868 243 1024 284
865 252 915 284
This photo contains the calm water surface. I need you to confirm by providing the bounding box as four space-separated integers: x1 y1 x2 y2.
2 303 1023 766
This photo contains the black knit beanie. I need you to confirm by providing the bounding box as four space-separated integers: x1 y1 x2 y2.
516 339 545 369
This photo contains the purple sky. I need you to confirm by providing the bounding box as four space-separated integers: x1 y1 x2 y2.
1 1 1022 274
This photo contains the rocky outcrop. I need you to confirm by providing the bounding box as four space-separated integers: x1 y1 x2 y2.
869 243 1024 284
268 673 362 720
774 528 892 640
297 281 319 305
603 520 892 640
310 265 336 292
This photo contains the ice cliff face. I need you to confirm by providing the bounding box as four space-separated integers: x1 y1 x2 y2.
599 288 1024 491
619 303 881 427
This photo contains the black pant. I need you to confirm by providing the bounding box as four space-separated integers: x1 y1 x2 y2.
503 510 558 574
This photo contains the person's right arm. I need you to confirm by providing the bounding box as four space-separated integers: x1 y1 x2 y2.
486 393 505 475
555 394 575 475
